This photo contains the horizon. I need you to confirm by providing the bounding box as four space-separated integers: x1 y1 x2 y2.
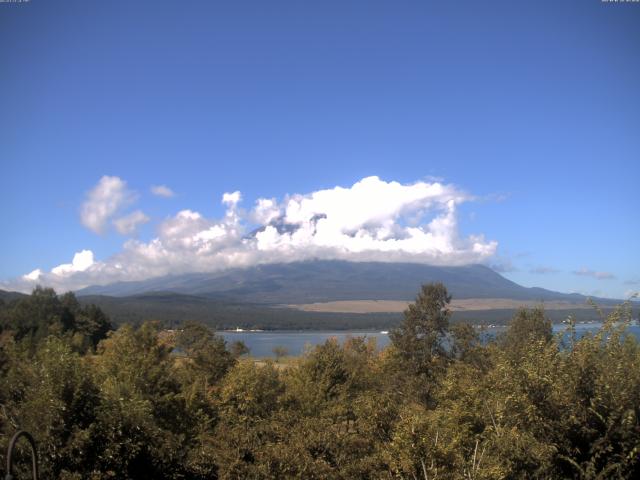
0 258 631 304
1 1 639 298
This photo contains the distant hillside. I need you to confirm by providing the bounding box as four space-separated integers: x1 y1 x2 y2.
0 290 26 303
77 260 595 304
0 289 623 332
75 292 618 330
3 261 623 330
77 292 402 330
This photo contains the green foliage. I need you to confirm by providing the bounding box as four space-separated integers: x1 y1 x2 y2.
390 282 451 365
229 340 250 358
0 287 112 351
389 282 452 404
88 322 207 478
175 321 235 385
1 286 639 479
0 337 99 479
499 306 553 355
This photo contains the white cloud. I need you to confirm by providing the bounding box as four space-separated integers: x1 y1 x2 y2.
80 176 135 234
3 176 499 292
572 268 615 280
23 269 42 281
7 250 99 292
150 185 175 198
222 191 241 206
51 250 95 276
113 210 150 235
252 198 281 224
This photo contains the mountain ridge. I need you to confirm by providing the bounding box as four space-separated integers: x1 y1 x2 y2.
2 261 625 329
75 260 603 304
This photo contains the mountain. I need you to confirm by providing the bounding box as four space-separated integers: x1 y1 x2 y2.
0 289 27 303
77 260 591 304
2 262 623 329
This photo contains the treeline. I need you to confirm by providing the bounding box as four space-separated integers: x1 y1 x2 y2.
1 284 639 479
77 292 618 330
78 293 403 330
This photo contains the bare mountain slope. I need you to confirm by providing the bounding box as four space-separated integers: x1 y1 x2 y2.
77 260 592 304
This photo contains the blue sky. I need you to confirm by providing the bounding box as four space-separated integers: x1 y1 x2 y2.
1 0 638 298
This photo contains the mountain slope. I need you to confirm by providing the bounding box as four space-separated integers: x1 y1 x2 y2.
77 260 592 304
0 290 27 303
3 261 622 329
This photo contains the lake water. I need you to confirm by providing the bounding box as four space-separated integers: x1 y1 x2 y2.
220 323 640 358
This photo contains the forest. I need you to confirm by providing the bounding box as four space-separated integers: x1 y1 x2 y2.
0 284 639 479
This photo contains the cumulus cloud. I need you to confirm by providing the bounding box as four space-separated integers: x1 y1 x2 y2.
7 250 98 292
252 198 280 224
80 176 135 234
23 269 42 281
572 268 615 280
151 185 175 198
4 176 499 292
222 191 241 206
113 210 150 235
50 250 95 276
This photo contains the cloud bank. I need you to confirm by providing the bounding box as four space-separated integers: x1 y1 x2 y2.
5 176 498 292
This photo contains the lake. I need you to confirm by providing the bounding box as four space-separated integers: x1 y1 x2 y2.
220 323 640 358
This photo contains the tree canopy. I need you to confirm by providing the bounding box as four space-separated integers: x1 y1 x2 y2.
1 285 638 479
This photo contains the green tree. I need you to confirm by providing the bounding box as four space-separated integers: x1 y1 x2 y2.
499 306 552 356
230 340 250 358
389 282 452 403
176 321 235 385
451 322 490 370
0 337 100 479
214 360 284 479
0 288 111 351
90 321 214 479
2 287 72 343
